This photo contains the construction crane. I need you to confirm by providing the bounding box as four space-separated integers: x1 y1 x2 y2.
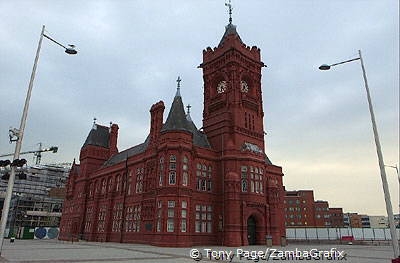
0 143 58 165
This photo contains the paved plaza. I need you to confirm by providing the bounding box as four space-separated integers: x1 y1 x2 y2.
0 239 395 262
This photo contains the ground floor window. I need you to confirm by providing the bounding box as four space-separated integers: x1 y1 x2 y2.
97 205 107 233
195 204 212 233
167 219 174 232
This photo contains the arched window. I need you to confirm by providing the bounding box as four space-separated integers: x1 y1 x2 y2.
136 168 143 193
241 179 247 192
108 177 113 192
101 179 106 194
127 170 133 195
89 183 93 197
169 171 176 185
201 179 207 191
182 172 188 186
116 175 121 192
159 157 164 186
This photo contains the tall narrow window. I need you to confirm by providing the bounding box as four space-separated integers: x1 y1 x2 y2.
182 172 188 186
157 201 162 232
241 166 248 192
169 171 176 185
97 205 107 233
116 175 121 192
133 205 141 232
101 179 106 194
195 204 212 233
127 170 132 195
196 163 212 192
108 177 113 192
136 168 143 193
181 200 187 233
159 157 164 186
168 155 177 185
167 200 175 232
182 156 189 186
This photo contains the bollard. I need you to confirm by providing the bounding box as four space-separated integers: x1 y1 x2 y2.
265 235 273 247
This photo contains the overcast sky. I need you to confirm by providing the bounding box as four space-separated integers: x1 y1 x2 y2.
0 0 398 215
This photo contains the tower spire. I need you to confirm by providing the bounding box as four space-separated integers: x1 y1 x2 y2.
225 0 233 24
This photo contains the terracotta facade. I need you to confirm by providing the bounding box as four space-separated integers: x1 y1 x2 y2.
59 21 286 247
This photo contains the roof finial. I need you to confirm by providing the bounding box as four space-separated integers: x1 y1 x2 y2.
225 0 233 24
175 76 182 97
92 117 97 129
186 104 193 122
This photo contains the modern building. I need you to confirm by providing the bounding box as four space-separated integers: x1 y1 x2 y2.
368 216 388 228
0 164 70 236
284 190 315 227
360 214 371 228
314 201 331 227
329 208 344 227
59 18 286 247
343 213 362 228
284 190 344 228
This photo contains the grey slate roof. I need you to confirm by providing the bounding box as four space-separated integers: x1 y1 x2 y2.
101 90 211 168
102 136 150 167
186 114 211 148
160 95 192 132
160 92 211 148
265 154 273 165
83 124 110 148
219 23 243 46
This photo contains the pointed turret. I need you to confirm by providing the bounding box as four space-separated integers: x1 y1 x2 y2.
83 123 110 148
160 77 192 133
219 23 243 46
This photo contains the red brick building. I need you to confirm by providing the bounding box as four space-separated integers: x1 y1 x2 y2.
284 190 315 227
329 208 344 227
314 201 331 227
59 20 286 247
284 190 344 228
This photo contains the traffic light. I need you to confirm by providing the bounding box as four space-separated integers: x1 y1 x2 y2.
0 160 11 167
17 172 27 180
1 173 10 180
11 159 27 167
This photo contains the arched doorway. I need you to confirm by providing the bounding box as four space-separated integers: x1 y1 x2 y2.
247 216 256 245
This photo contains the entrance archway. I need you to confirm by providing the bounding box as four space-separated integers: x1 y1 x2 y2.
247 216 256 245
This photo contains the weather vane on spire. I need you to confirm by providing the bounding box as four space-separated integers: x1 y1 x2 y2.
225 0 233 24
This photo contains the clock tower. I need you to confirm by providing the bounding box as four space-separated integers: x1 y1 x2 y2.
201 21 266 154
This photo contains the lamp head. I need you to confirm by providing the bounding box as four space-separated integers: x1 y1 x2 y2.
65 44 77 55
319 64 331 70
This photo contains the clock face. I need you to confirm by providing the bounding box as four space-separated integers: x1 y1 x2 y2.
240 80 249 93
217 81 227 94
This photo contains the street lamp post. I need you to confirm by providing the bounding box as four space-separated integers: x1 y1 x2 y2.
319 50 399 259
0 25 77 255
386 165 400 225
